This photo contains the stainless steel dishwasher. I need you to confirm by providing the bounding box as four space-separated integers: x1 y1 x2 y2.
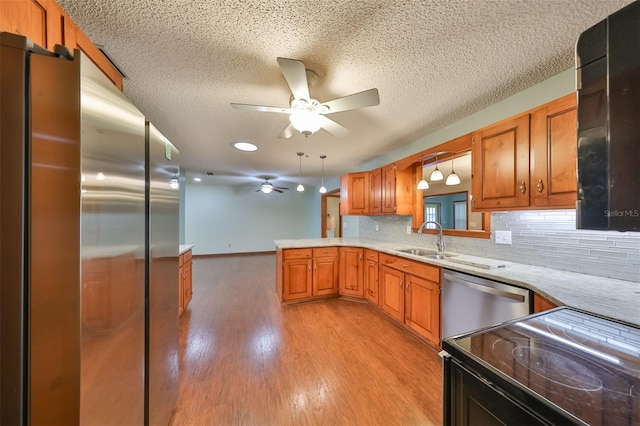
441 270 531 339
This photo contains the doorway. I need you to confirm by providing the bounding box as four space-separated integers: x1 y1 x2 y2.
321 189 341 238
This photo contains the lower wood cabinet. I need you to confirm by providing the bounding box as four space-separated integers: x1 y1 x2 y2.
179 249 193 316
339 247 364 297
379 253 442 347
281 247 339 301
363 249 380 305
533 293 557 313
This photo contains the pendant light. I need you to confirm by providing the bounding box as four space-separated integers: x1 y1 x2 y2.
296 152 305 192
430 154 444 181
417 156 429 190
319 155 327 194
445 152 461 186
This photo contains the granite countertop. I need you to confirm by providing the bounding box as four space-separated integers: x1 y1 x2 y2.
179 244 194 255
274 237 640 327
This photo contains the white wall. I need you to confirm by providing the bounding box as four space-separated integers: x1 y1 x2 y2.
185 182 322 255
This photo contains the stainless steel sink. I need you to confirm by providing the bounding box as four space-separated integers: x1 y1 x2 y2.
395 248 437 256
395 248 457 259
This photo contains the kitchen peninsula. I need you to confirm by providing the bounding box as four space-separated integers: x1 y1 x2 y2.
275 238 640 328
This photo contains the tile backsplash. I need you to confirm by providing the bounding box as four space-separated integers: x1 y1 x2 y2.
359 210 640 282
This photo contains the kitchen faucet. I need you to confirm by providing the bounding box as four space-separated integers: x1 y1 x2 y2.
418 220 445 253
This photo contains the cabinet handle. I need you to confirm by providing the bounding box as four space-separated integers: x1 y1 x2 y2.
537 178 544 193
400 280 403 287
402 264 408 268
406 282 410 289
314 265 317 271
519 180 526 194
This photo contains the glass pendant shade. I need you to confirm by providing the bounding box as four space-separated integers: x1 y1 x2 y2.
417 178 429 190
430 167 444 181
290 111 322 135
319 155 327 193
296 152 305 192
445 153 461 185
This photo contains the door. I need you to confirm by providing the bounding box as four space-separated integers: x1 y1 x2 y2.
283 258 312 301
405 274 440 346
379 266 405 322
472 114 530 210
313 256 339 296
531 94 577 208
339 247 364 297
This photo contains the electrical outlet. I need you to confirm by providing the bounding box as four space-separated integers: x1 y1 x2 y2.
495 230 512 245
406 226 412 235
375 224 379 231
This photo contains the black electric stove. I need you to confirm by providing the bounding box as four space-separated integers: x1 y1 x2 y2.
442 307 640 425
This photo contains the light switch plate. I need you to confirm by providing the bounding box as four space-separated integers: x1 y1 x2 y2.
406 226 412 235
495 230 512 245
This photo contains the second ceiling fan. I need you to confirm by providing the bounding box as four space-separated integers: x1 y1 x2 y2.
232 57 380 138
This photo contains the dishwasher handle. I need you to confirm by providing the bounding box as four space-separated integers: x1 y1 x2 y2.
444 272 526 302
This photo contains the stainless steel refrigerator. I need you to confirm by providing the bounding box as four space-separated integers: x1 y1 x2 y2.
1 32 179 425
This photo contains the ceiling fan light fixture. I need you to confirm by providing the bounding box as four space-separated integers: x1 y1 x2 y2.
260 184 273 194
290 110 322 136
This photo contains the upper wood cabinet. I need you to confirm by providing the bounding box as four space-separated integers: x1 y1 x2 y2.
472 94 577 212
472 114 531 210
1 0 124 90
340 172 370 215
530 94 577 208
370 168 382 214
381 164 413 215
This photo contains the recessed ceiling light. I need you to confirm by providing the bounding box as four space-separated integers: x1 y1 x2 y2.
233 141 258 152
193 177 202 182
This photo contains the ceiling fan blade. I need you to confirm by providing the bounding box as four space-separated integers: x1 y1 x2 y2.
272 188 283 193
277 57 310 101
231 103 291 114
317 115 350 138
277 123 295 139
322 88 380 114
275 186 289 190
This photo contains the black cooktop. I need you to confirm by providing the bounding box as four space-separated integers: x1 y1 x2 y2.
445 307 640 425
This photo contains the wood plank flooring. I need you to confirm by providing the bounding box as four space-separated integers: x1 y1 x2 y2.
170 254 443 425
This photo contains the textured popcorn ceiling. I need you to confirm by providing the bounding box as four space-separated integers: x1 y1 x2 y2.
59 0 632 187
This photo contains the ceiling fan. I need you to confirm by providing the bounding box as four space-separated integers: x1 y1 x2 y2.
232 57 380 138
256 178 289 194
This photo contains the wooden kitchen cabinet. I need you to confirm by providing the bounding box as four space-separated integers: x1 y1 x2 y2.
178 248 193 316
380 265 405 322
533 293 557 313
312 247 339 297
1 0 124 90
339 247 364 297
472 95 577 212
530 93 577 208
379 252 441 347
363 249 380 305
281 247 339 302
340 172 370 215
370 167 382 214
472 114 531 210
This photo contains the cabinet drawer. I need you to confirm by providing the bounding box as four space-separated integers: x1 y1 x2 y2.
183 249 192 263
379 253 440 283
284 248 312 259
364 249 379 262
312 247 338 257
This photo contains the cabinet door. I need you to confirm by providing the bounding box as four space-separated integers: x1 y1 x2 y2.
364 259 379 305
472 114 530 210
405 274 440 346
184 257 193 306
340 172 370 215
313 256 339 296
379 265 405 322
531 94 577 208
339 247 364 297
283 258 312 301
0 0 62 50
370 167 382 214
381 164 396 213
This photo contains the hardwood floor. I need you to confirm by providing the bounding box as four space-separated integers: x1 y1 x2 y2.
171 254 443 425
